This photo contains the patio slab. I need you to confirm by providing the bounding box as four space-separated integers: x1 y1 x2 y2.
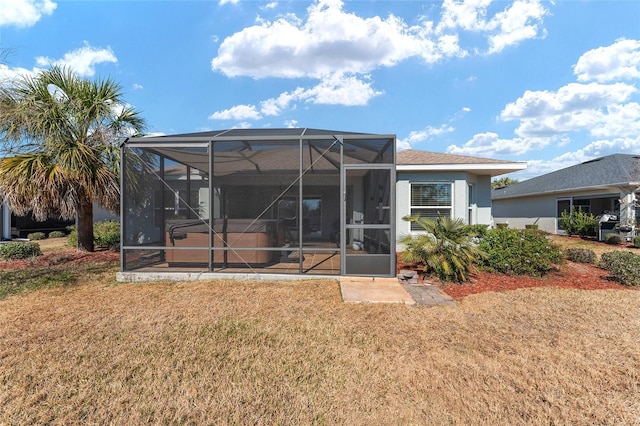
340 277 415 305
340 276 456 307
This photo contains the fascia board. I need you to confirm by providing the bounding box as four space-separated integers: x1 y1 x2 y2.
396 163 526 175
492 182 637 200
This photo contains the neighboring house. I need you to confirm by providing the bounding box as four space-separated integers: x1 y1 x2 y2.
492 154 640 235
118 129 526 279
395 150 526 240
0 202 115 240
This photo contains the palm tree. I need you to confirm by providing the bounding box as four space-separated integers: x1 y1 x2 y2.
400 215 487 282
0 67 145 251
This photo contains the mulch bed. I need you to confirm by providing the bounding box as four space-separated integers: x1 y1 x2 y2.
437 262 632 300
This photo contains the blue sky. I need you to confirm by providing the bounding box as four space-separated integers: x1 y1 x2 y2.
1 0 639 180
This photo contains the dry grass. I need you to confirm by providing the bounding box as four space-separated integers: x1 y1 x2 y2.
1 269 639 424
550 234 639 259
36 237 70 253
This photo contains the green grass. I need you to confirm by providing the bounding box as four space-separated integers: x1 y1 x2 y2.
0 260 117 300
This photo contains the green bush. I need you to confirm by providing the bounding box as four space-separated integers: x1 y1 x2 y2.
604 233 621 245
94 220 120 249
48 231 66 239
463 224 489 238
27 232 46 241
633 235 640 248
495 223 508 229
400 215 486 283
66 220 120 250
566 248 597 264
559 207 598 237
0 242 41 260
600 251 640 286
478 228 564 276
525 224 539 230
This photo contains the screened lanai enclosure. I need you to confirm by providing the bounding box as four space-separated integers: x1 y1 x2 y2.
120 129 396 277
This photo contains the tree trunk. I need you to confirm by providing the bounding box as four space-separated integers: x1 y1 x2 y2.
77 198 94 252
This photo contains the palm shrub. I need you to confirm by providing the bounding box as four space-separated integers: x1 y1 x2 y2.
478 228 564 276
399 215 486 283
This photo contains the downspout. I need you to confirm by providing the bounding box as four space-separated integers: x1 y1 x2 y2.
2 201 11 240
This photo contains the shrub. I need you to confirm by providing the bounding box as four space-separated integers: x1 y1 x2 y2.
400 215 486 283
27 232 46 241
94 220 120 249
0 242 41 260
560 207 598 237
566 248 597 264
495 223 508 229
604 233 621 245
600 251 640 286
66 221 120 250
463 224 489 238
634 235 640 249
48 231 66 239
525 224 539 230
478 228 564 276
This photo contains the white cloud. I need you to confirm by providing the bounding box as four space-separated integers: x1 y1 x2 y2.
219 0 239 5
284 119 298 128
132 83 144 90
209 104 262 121
574 38 640 83
446 132 551 156
0 0 56 28
212 0 425 79
520 135 640 179
35 42 117 77
501 82 639 138
0 63 38 86
398 124 455 150
485 0 548 54
259 73 381 116
437 0 549 54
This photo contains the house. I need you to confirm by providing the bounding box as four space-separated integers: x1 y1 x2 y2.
115 129 524 280
395 150 526 239
492 154 640 235
0 202 115 240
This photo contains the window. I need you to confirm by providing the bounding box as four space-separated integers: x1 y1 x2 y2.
410 183 452 231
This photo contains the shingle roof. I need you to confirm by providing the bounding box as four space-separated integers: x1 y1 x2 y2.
396 150 516 165
492 154 640 199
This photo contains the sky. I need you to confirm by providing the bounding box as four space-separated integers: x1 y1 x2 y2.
0 0 639 180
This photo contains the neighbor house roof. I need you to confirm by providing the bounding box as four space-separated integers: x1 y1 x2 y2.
492 154 640 200
396 149 526 177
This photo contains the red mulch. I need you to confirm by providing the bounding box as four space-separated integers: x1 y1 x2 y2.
0 248 119 270
437 262 632 300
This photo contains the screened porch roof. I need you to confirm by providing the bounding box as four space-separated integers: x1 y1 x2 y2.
123 128 396 176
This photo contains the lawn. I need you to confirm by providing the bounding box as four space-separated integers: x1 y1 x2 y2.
1 240 639 424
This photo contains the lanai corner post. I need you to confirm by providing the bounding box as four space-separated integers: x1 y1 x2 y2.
119 128 396 281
